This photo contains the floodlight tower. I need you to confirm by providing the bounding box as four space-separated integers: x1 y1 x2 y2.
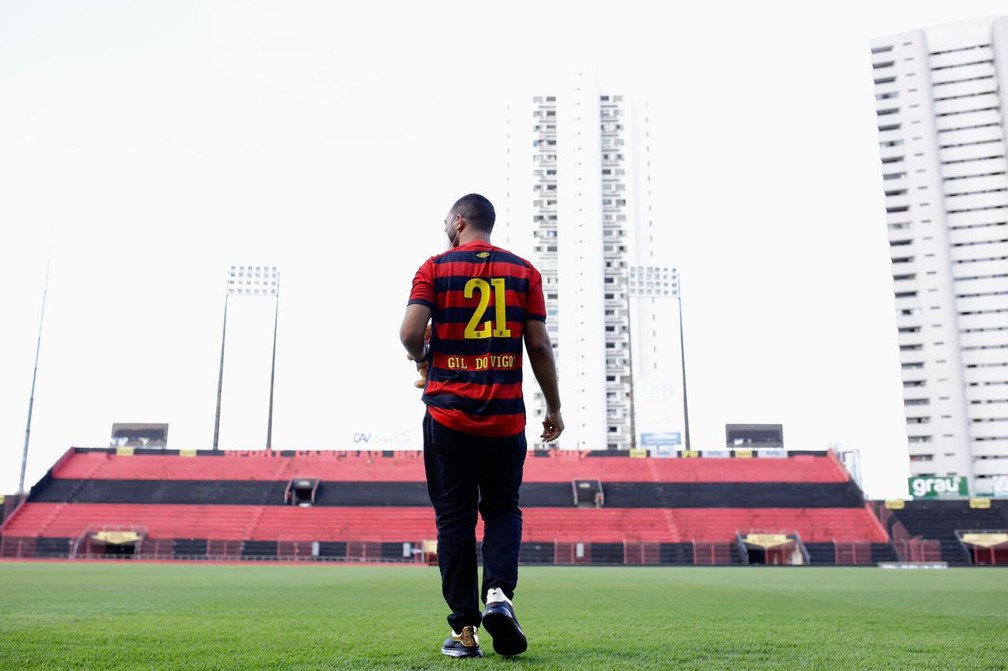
212 265 281 451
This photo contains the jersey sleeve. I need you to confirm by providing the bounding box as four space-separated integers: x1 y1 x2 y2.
408 258 435 310
525 264 547 322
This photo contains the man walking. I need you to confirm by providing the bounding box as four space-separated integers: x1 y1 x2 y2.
400 193 563 658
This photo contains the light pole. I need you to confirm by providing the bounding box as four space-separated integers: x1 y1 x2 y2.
211 290 229 452
19 256 51 494
266 274 280 451
673 270 691 450
212 265 280 451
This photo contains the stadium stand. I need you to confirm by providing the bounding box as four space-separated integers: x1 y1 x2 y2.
0 446 898 565
870 499 1008 565
0 494 26 527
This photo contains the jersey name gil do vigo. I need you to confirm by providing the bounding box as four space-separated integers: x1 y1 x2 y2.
408 240 547 437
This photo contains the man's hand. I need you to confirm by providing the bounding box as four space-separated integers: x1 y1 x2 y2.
406 323 432 389
407 357 429 388
540 409 564 442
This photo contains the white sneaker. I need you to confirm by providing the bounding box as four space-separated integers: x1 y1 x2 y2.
485 587 512 606
482 588 527 656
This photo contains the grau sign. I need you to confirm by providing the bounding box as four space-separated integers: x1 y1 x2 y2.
908 475 968 499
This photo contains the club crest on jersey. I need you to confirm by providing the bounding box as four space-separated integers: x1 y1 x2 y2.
476 252 490 258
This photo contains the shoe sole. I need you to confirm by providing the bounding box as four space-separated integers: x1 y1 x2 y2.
441 647 483 658
482 609 528 657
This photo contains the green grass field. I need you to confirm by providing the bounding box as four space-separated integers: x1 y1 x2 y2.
0 562 1006 670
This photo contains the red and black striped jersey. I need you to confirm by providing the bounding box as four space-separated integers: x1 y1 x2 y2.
408 240 547 437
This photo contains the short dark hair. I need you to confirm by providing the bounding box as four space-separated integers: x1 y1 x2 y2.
451 193 495 233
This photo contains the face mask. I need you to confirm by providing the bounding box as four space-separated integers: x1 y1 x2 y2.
445 215 461 248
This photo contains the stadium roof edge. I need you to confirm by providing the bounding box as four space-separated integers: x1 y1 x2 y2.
67 446 833 459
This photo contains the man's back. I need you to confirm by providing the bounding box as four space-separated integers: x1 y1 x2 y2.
409 240 547 437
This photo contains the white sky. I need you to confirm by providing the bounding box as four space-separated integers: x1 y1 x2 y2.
2 1 1006 500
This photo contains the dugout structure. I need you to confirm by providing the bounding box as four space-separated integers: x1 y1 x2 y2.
737 532 809 565
71 526 147 559
956 531 1008 565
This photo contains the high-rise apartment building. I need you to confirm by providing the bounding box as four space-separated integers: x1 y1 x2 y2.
505 70 685 453
870 15 1008 496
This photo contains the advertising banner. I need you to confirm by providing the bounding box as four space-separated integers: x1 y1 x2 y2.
908 475 968 499
640 432 681 447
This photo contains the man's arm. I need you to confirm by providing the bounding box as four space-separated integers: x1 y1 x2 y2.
523 319 563 442
400 304 433 363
